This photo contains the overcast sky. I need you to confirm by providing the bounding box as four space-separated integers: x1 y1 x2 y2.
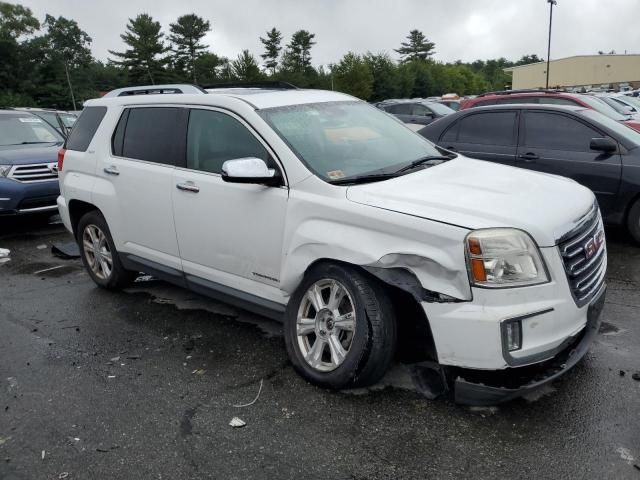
16 0 640 66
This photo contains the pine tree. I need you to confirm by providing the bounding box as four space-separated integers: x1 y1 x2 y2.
231 50 261 81
284 30 316 73
109 14 168 85
259 27 282 75
169 14 210 83
394 29 435 63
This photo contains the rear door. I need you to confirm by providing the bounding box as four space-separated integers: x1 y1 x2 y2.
516 111 622 214
96 106 188 272
439 110 518 167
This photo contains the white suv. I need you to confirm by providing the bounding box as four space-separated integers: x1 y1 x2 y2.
57 84 606 404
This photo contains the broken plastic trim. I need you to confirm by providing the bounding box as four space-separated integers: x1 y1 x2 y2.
363 266 463 303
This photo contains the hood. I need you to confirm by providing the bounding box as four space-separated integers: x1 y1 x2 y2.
346 156 595 247
0 144 61 166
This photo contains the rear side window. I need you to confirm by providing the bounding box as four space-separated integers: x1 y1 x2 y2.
457 111 517 146
495 97 539 105
522 112 602 151
66 106 107 151
119 107 187 165
385 104 412 115
540 97 579 106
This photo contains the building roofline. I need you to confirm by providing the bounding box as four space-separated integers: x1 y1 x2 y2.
504 53 640 72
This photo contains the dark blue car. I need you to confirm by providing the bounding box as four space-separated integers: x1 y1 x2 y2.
0 110 64 216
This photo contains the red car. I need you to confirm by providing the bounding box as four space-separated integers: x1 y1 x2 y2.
461 90 640 132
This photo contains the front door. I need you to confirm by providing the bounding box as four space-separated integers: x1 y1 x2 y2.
172 108 288 303
516 111 622 215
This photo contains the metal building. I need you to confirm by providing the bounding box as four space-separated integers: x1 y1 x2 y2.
504 54 640 91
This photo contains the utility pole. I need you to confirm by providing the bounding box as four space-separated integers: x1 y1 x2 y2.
546 0 557 89
63 62 77 111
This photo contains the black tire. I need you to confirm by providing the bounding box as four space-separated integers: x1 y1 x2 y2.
76 210 136 289
627 199 640 244
284 262 397 389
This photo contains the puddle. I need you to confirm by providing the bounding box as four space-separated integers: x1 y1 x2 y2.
125 280 283 338
599 322 626 336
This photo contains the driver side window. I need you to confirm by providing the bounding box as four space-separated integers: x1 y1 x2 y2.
186 109 271 174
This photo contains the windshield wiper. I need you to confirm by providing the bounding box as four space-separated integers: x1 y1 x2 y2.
329 172 400 185
394 155 452 174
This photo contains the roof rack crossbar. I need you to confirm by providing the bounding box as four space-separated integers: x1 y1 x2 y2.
103 84 207 98
203 81 298 90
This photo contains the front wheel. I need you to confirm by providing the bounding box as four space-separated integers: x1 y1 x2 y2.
284 263 397 389
77 210 136 289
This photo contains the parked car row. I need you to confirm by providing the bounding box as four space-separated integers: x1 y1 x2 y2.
11 108 78 137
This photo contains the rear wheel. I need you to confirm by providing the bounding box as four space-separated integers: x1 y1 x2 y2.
627 199 640 244
284 262 397 389
77 210 136 289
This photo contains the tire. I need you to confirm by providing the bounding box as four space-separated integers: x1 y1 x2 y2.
284 262 397 389
627 199 640 244
76 210 136 289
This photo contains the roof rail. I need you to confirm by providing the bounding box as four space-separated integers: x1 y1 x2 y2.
203 81 298 90
477 88 565 97
103 84 207 98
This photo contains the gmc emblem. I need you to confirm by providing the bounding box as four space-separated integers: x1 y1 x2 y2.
584 229 605 259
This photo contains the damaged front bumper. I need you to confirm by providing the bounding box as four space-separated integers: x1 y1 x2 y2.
452 284 606 406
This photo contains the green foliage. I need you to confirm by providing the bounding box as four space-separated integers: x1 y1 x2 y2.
0 2 542 109
109 14 169 85
260 27 282 75
0 2 39 39
395 29 435 63
169 14 211 83
332 52 373 99
231 50 261 81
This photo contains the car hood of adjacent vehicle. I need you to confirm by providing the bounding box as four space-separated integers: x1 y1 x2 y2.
345 156 595 247
0 144 61 165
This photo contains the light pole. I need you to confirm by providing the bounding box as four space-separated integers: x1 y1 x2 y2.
545 0 557 89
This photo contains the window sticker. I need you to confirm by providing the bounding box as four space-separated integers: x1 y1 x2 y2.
327 170 346 180
18 117 42 123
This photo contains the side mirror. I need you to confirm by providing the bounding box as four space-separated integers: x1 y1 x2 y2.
221 157 280 186
590 137 617 152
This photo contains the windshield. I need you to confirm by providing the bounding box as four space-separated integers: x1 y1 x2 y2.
424 102 455 116
597 96 634 115
0 114 64 146
60 113 78 128
581 109 640 146
615 95 640 110
258 101 442 182
577 95 627 121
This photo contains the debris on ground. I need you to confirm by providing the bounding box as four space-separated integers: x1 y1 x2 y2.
51 242 81 259
619 370 626 377
41 450 45 460
233 379 264 408
192 369 206 376
107 376 116 379
33 265 66 275
36 244 47 250
633 463 640 471
96 445 120 453
632 372 640 381
0 248 10 265
110 356 120 362
281 407 294 419
126 355 141 360
229 417 246 428
58 472 69 479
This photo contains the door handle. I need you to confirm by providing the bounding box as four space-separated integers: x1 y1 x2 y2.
176 181 200 193
103 166 120 176
518 152 539 162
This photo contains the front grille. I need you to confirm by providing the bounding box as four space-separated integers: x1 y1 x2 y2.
557 204 607 307
17 194 59 211
8 163 58 183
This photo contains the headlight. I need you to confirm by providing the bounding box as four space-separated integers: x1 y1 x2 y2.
465 229 549 288
0 165 11 177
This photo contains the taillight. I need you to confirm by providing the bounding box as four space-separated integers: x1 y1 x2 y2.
57 148 66 172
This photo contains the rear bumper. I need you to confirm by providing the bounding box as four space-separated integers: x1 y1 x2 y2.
453 283 605 406
0 178 59 215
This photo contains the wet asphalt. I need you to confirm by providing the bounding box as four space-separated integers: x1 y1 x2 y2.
0 215 639 480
